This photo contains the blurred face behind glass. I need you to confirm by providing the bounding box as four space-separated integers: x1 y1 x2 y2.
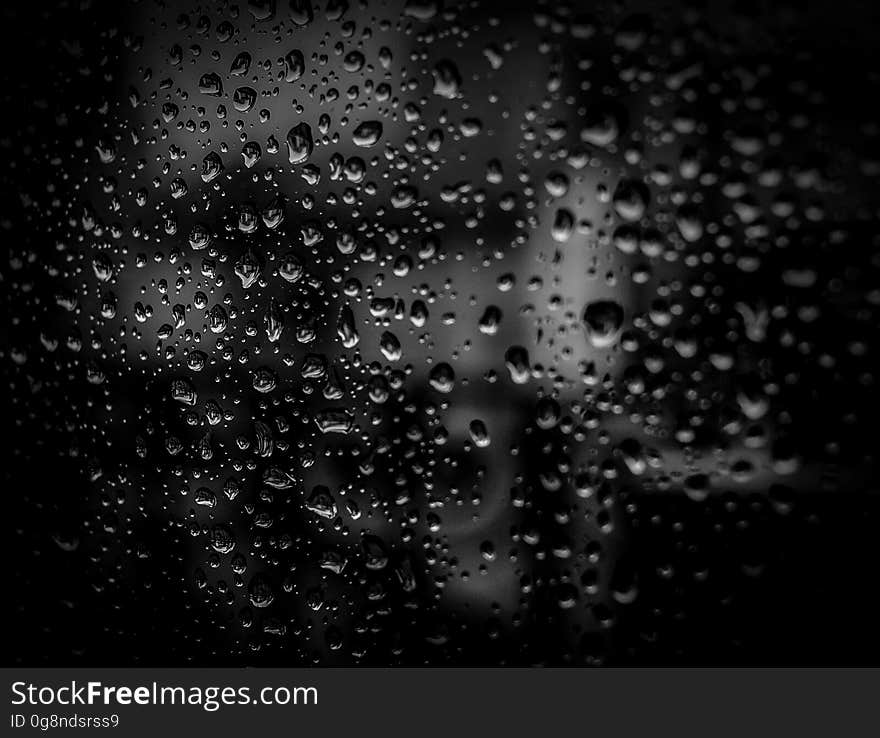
88 0 634 663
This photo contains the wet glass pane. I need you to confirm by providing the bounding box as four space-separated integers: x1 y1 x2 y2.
4 0 880 665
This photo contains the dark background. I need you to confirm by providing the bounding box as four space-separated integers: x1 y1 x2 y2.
4 0 880 666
